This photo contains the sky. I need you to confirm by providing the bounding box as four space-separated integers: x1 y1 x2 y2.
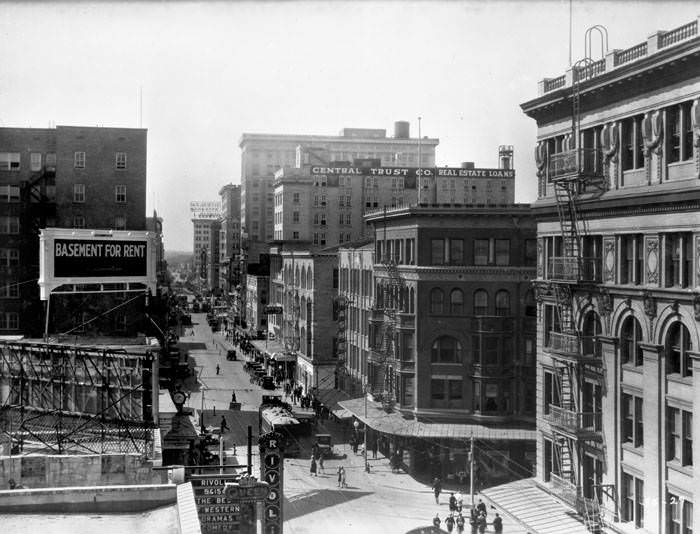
1 1 698 252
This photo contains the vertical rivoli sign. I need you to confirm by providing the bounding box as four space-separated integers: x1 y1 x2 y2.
259 431 284 534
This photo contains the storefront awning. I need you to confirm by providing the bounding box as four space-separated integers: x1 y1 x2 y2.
338 397 537 441
250 339 296 361
312 388 353 419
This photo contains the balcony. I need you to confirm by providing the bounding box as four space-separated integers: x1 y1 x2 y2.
548 148 603 182
547 256 600 283
545 405 602 440
548 332 601 364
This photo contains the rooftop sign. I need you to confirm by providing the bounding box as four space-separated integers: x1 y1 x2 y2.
190 201 223 219
309 166 514 178
39 228 157 300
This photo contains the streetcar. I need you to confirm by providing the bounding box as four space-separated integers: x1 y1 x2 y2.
259 405 305 457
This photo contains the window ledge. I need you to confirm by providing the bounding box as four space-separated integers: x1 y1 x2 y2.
621 363 643 374
666 460 693 478
621 442 644 457
667 374 693 386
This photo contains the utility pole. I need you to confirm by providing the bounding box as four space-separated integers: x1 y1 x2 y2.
470 433 475 508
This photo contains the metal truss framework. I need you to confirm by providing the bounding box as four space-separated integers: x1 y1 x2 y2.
0 341 155 456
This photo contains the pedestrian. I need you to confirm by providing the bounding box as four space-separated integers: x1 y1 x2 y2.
371 439 377 459
432 476 442 504
220 416 229 433
318 453 325 474
445 513 455 533
477 512 487 534
216 364 220 375
433 514 441 530
449 492 457 512
231 391 237 403
492 513 503 534
476 499 487 518
310 455 317 477
337 465 342 487
340 466 346 488
352 439 359 455
455 490 463 512
456 512 466 534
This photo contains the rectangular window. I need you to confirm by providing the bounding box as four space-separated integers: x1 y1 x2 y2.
293 192 300 203
431 239 445 265
0 248 20 267
495 239 510 265
474 239 489 265
0 152 21 171
0 280 19 298
73 216 86 229
0 312 20 330
665 233 693 288
292 211 299 223
115 185 126 203
450 239 464 264
0 185 20 202
30 152 42 171
74 151 86 169
114 216 126 230
345 213 351 225
73 184 85 203
634 396 644 447
524 239 537 266
292 231 299 240
0 216 20 234
683 411 693 466
621 393 643 447
115 152 127 169
683 501 693 534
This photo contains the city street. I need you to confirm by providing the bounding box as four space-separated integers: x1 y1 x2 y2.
179 313 529 534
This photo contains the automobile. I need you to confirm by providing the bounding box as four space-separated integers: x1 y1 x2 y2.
226 349 237 361
260 376 276 390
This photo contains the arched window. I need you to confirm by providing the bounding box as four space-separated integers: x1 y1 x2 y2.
495 290 510 316
430 288 444 314
409 287 415 314
301 266 307 289
450 289 464 315
431 336 463 363
620 316 642 366
473 290 488 315
667 322 692 377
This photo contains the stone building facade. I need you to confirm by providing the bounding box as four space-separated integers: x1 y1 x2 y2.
522 16 700 532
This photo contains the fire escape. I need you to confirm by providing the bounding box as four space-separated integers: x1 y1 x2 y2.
542 39 614 532
368 210 405 411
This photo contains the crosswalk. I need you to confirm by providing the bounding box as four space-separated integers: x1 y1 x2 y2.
482 478 592 534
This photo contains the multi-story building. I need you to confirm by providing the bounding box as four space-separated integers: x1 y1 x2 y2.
337 241 375 396
239 122 439 265
0 125 146 336
522 17 700 532
192 217 220 293
245 273 269 338
218 184 241 292
351 191 537 480
146 210 166 289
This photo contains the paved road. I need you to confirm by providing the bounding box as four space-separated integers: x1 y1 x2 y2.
179 313 532 534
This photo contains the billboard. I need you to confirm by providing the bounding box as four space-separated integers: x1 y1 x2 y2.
191 200 223 220
39 228 157 300
309 165 515 179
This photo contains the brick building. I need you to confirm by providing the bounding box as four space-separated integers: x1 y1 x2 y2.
239 122 438 266
218 184 241 292
192 217 220 293
522 16 700 532
245 274 269 337
0 125 147 336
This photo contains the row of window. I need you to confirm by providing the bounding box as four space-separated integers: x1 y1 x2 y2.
429 288 512 316
0 312 19 330
72 216 126 230
0 151 127 171
426 238 536 267
73 184 127 203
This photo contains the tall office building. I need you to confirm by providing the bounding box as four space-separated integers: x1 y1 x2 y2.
218 183 241 292
0 125 147 336
522 17 700 532
239 122 439 266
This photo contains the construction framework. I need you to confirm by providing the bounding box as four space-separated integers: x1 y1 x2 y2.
0 341 156 456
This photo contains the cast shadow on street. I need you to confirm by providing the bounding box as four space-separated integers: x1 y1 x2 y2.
283 488 372 521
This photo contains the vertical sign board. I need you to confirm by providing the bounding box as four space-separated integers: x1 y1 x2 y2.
259 432 284 534
190 474 242 533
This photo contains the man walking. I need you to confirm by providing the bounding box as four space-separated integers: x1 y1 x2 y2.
432 477 442 505
492 513 503 534
220 416 229 434
216 364 220 375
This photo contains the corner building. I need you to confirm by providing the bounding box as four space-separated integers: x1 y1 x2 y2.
522 17 700 533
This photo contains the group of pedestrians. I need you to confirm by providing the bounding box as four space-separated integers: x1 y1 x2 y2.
309 453 348 488
431 478 503 533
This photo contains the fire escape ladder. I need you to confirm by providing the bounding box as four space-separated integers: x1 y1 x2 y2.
582 493 604 533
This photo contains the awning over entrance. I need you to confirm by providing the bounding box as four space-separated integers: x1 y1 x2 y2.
338 397 537 441
312 388 353 419
250 340 296 361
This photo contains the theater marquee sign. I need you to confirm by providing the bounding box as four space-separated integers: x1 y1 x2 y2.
39 228 157 299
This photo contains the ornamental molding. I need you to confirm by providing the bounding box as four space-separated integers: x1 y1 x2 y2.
645 237 659 285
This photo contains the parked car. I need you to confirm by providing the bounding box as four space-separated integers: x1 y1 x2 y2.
226 349 237 361
260 376 276 390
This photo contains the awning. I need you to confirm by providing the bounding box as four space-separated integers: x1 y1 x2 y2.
271 352 296 362
313 388 353 419
337 397 537 441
